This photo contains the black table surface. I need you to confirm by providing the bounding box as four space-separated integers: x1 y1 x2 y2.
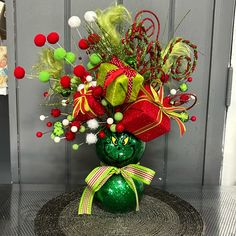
0 184 236 236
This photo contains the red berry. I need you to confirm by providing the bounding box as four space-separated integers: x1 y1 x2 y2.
46 122 53 127
65 131 75 141
47 32 59 44
34 34 46 47
51 108 61 117
78 39 89 50
92 86 103 97
36 131 43 138
180 94 190 102
60 75 71 88
190 116 197 122
71 120 80 128
161 74 169 83
116 123 125 133
187 77 193 82
43 91 49 97
98 130 106 139
88 34 100 44
73 65 86 77
14 66 25 79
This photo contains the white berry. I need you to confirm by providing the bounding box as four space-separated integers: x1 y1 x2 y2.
170 89 177 95
68 16 81 28
107 117 114 125
86 75 93 82
71 126 78 133
77 84 85 91
84 11 97 23
54 137 61 143
62 119 69 126
40 115 46 121
61 99 67 107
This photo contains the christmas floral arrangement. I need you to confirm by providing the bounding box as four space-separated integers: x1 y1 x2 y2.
14 5 198 214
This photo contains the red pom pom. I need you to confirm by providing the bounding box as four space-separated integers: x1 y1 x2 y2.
187 77 193 82
51 108 61 117
65 131 75 141
43 91 49 97
60 75 71 88
161 74 169 83
163 97 172 107
98 130 106 139
116 123 125 133
36 131 43 138
47 32 59 44
180 94 190 102
46 122 53 127
73 65 86 77
78 39 89 50
190 116 197 122
92 86 103 97
34 34 46 47
14 66 25 79
71 120 80 128
88 34 100 44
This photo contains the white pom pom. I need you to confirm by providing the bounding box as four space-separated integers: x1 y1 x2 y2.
86 133 98 144
107 117 114 125
86 75 93 82
54 137 61 143
68 16 81 28
62 119 69 126
77 84 85 91
61 99 67 107
40 115 46 121
84 11 97 23
71 126 78 133
170 89 177 95
87 119 99 130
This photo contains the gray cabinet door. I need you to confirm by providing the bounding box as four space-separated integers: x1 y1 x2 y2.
7 0 235 185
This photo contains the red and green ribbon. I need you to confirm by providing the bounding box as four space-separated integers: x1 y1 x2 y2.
78 164 155 215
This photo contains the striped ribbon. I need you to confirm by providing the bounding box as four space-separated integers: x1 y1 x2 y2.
78 164 155 215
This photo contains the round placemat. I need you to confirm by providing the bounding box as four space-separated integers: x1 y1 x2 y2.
34 187 204 236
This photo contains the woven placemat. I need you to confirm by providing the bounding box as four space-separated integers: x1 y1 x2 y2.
34 187 204 236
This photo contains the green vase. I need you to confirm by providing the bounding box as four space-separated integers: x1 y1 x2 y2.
95 130 146 213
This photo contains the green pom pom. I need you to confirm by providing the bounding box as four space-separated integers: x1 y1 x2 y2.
110 124 116 133
89 53 101 65
39 71 50 83
101 99 108 106
51 133 55 140
72 144 79 150
54 48 67 60
65 52 76 64
79 125 86 133
114 112 123 121
179 112 189 122
67 115 74 121
179 83 188 92
54 121 63 128
53 128 64 136
87 62 95 70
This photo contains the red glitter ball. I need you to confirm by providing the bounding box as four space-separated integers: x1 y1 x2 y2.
51 108 61 117
78 39 89 50
43 91 49 97
190 116 197 122
60 75 71 88
116 123 125 133
73 65 86 77
34 34 46 47
46 122 53 127
187 77 193 82
36 131 43 138
98 130 106 139
47 32 59 44
14 66 25 79
92 86 103 97
65 131 75 141
88 34 100 44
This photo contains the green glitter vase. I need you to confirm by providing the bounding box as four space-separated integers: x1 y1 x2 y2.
95 130 146 213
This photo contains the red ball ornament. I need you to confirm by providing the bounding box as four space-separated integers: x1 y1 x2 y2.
71 120 80 128
187 77 193 82
34 34 46 47
43 91 49 97
14 66 25 79
116 123 125 133
65 131 75 141
36 131 43 138
98 130 106 139
78 39 89 50
51 108 61 117
161 74 169 83
92 86 103 97
60 75 71 88
190 116 197 122
88 33 100 44
47 32 59 44
46 122 53 127
73 65 86 77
